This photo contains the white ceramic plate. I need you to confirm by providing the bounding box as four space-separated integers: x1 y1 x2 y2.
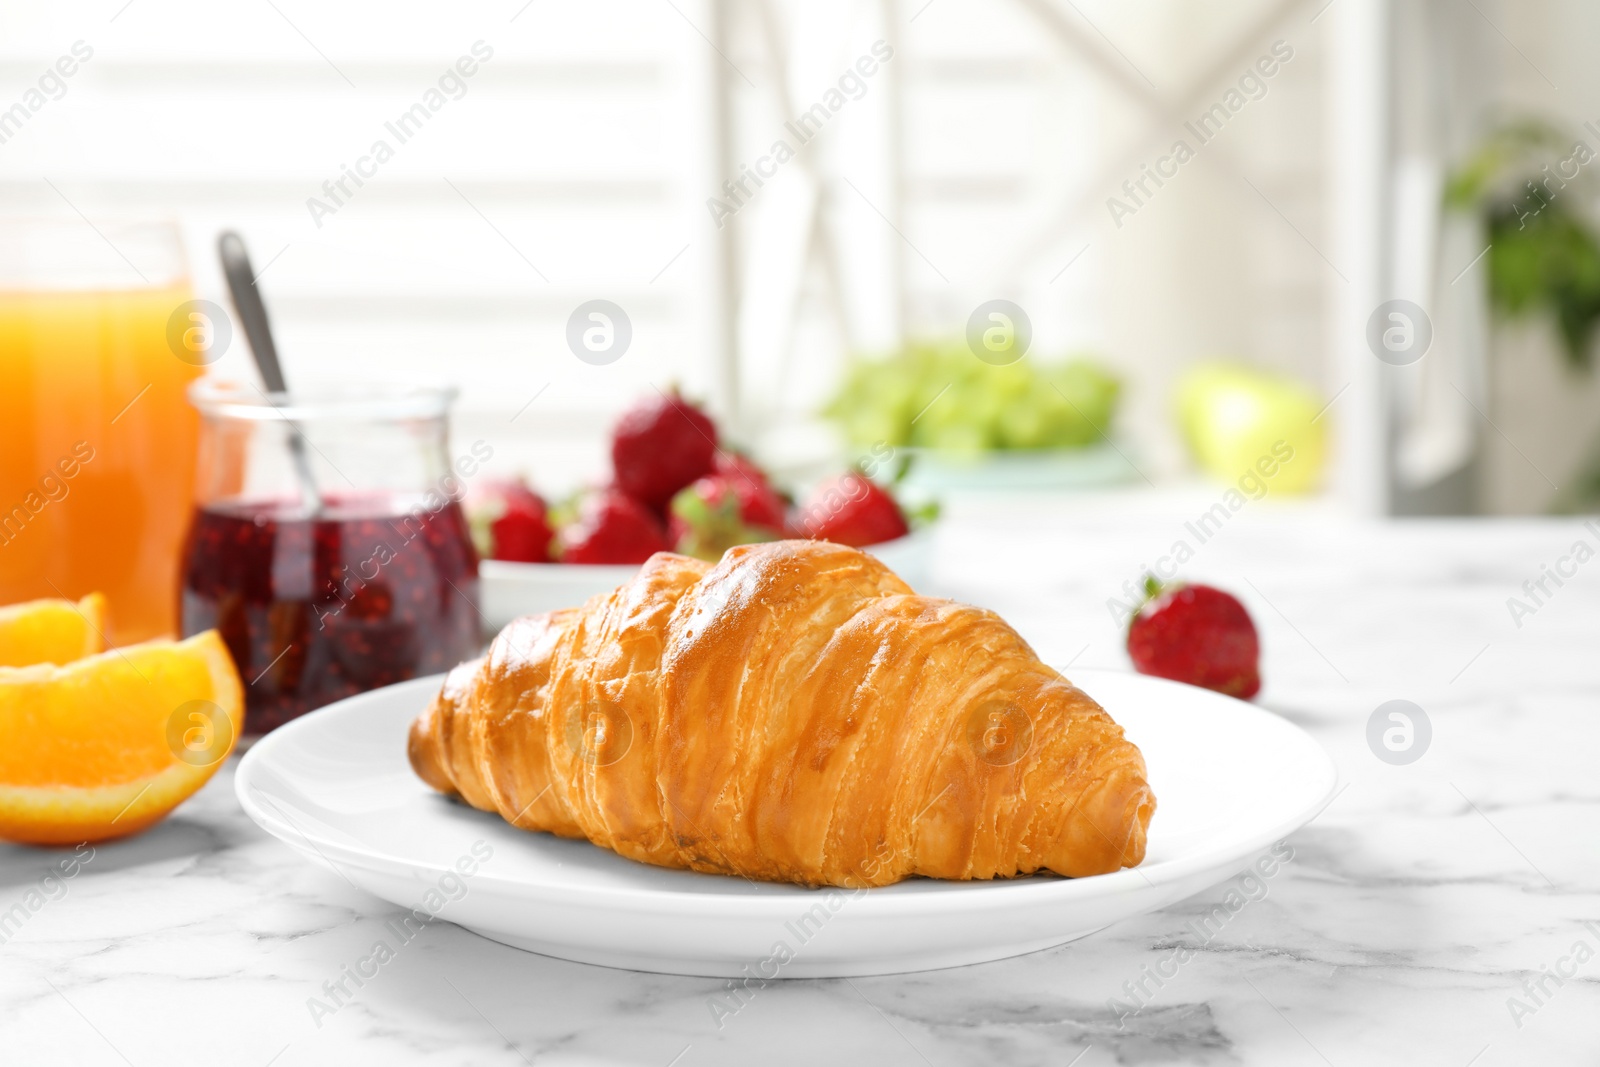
479 527 935 629
236 668 1335 978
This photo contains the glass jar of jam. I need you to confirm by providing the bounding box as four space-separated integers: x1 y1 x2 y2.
179 382 481 734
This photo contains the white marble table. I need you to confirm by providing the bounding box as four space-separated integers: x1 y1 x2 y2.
4 490 1597 1066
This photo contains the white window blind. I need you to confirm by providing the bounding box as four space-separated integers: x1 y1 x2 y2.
1 0 725 491
2 0 1331 489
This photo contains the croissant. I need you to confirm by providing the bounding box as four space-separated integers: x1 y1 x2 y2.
408 540 1154 888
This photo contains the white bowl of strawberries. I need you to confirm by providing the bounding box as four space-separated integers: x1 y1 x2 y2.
471 392 935 630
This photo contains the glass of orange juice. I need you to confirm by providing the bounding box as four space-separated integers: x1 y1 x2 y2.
0 219 208 644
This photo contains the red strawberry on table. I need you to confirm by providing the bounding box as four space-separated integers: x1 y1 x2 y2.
1126 578 1261 699
610 391 718 512
667 473 783 561
560 488 671 564
790 472 909 548
465 479 554 563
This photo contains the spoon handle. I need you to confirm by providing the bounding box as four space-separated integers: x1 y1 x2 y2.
218 232 287 391
217 231 325 516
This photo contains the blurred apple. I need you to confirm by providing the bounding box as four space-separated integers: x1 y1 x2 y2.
1175 363 1326 493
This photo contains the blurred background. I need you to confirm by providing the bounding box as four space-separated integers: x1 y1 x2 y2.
3 0 1598 515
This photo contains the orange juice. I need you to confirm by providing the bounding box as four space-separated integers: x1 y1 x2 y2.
0 285 202 643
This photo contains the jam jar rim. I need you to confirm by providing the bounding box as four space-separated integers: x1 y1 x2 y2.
188 379 458 423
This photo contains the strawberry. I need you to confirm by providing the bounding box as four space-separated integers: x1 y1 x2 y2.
714 450 759 478
464 478 553 563
610 392 719 512
790 472 909 547
667 474 782 561
1126 578 1261 699
559 488 671 564
710 452 788 530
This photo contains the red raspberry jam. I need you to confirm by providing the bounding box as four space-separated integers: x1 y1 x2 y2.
179 495 480 734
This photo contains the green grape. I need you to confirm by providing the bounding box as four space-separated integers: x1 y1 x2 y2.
826 346 1121 452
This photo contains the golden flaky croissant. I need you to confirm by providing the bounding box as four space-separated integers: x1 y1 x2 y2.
408 540 1153 888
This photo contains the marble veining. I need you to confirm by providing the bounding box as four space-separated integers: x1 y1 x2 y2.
2 494 1597 1065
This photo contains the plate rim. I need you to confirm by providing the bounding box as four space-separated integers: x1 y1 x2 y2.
235 668 1337 916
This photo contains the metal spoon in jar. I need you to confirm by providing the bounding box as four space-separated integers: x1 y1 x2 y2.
217 231 324 518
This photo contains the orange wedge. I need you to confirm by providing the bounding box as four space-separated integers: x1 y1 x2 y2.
0 593 108 667
0 630 244 845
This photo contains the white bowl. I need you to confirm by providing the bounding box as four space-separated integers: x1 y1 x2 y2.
480 526 936 630
235 667 1337 978
899 443 1141 491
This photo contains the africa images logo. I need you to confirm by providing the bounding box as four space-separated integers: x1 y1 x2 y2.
304 41 495 228
705 40 894 228
1105 40 1294 229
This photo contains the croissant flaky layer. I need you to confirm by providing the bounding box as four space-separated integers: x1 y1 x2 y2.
409 540 1154 888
